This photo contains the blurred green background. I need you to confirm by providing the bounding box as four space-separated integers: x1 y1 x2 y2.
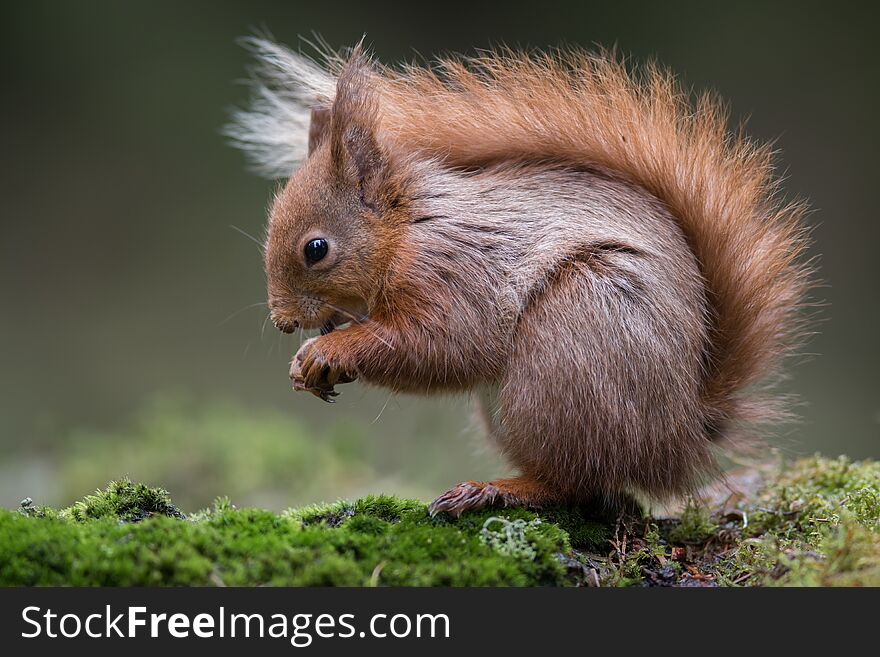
1 1 877 512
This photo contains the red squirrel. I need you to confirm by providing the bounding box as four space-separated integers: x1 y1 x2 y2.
227 40 811 516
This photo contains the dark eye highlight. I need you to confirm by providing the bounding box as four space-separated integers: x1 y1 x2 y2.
304 238 329 265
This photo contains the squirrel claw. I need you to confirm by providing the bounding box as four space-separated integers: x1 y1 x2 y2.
289 338 356 402
316 388 339 403
430 479 543 517
292 378 339 402
429 482 503 518
291 375 339 402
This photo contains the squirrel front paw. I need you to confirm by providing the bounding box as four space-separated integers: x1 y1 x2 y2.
290 336 357 402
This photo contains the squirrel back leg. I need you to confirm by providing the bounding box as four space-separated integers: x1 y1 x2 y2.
496 252 713 503
429 210 712 517
432 247 710 517
429 388 560 517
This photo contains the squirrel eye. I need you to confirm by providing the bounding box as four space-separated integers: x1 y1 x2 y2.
303 238 329 265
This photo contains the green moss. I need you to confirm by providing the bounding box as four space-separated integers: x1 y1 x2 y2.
0 482 571 586
537 506 613 550
63 479 185 523
760 521 880 586
18 498 59 520
748 455 880 537
3 456 879 587
668 500 717 545
715 455 880 586
581 455 880 587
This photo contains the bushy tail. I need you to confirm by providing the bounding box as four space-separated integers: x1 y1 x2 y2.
229 42 813 435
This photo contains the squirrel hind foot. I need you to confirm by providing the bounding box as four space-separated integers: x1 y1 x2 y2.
428 477 550 518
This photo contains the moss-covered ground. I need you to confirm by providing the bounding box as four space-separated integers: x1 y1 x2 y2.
1 455 878 586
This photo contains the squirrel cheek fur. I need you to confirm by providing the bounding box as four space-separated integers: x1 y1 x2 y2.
235 42 812 517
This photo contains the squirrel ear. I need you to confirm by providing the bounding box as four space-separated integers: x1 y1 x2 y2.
329 50 388 208
307 105 332 156
337 123 385 203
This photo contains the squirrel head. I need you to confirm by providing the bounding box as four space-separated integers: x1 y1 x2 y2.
265 54 409 333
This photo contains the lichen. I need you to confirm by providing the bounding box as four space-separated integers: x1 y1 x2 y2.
479 516 543 560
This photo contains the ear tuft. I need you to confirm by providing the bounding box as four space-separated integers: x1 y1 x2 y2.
224 37 336 178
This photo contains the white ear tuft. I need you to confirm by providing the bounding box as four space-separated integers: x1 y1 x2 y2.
224 37 337 179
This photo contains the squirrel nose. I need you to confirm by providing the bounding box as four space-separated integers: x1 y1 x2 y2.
273 318 299 334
